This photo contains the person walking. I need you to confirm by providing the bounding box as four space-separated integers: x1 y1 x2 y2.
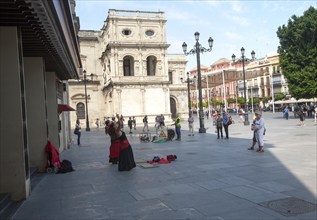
95 118 100 128
173 114 181 141
238 107 244 123
75 119 81 146
222 111 230 139
128 117 133 134
160 114 165 127
252 110 265 153
283 106 289 120
132 116 136 130
188 113 194 136
297 107 305 126
314 105 317 122
216 113 223 139
143 115 149 132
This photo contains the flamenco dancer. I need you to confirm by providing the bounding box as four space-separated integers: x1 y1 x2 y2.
107 115 136 171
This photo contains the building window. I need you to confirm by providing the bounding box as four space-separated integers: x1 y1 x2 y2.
145 30 155 36
168 71 173 83
147 56 156 76
122 29 131 36
123 56 134 76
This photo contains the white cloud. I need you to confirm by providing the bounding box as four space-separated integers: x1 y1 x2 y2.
224 31 243 40
231 15 250 26
231 1 243 13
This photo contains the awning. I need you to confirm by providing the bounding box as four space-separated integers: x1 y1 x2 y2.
58 104 75 114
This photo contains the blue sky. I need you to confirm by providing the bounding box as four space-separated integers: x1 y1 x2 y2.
75 0 316 71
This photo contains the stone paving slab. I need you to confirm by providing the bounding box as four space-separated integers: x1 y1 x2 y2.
12 112 317 220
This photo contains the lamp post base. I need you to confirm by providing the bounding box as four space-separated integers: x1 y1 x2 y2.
199 127 206 133
86 127 91 131
243 113 250 126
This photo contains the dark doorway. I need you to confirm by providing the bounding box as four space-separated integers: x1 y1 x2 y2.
170 98 177 119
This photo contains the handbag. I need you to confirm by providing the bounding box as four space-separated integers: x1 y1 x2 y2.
227 116 233 125
74 128 79 135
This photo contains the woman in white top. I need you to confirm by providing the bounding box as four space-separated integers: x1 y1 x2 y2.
75 119 81 146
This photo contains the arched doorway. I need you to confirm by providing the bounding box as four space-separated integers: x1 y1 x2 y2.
170 97 177 119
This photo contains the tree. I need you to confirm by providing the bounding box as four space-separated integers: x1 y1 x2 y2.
262 97 269 104
237 97 245 104
277 6 317 99
275 92 286 101
227 98 236 104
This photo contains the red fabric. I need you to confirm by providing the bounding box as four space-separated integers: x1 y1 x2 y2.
147 158 170 164
109 140 120 159
109 138 130 160
119 139 130 150
166 155 176 161
45 141 61 169
57 104 75 114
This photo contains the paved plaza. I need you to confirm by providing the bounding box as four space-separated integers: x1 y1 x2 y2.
12 112 316 220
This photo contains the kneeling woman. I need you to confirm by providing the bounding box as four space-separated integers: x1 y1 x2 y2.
108 117 136 171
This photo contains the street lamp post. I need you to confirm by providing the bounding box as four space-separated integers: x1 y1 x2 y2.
249 80 254 113
232 47 255 126
83 70 90 131
182 32 213 133
181 72 193 116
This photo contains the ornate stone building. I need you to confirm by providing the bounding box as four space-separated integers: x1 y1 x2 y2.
69 10 187 128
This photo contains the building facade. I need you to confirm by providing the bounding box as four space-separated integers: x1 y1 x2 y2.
0 0 81 201
69 10 188 128
189 52 288 111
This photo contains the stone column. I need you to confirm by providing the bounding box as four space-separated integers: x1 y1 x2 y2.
24 57 47 172
45 72 59 151
117 88 122 114
0 27 30 201
163 87 169 113
141 88 146 114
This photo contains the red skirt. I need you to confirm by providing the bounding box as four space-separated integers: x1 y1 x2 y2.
109 140 120 160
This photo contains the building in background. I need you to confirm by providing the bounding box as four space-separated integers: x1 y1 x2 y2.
69 9 188 128
189 52 288 112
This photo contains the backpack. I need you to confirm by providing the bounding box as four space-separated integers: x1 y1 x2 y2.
57 160 75 173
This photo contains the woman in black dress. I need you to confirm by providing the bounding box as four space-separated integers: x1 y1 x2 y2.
108 115 136 171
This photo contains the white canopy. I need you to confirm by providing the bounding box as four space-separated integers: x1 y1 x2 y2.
274 98 316 105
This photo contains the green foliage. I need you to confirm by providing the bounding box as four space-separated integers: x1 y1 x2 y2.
237 97 245 104
227 98 236 104
262 97 269 104
277 6 317 99
275 92 286 101
202 102 208 108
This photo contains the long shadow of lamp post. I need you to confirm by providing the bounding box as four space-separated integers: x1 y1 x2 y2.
231 47 255 126
182 32 213 133
83 70 90 131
